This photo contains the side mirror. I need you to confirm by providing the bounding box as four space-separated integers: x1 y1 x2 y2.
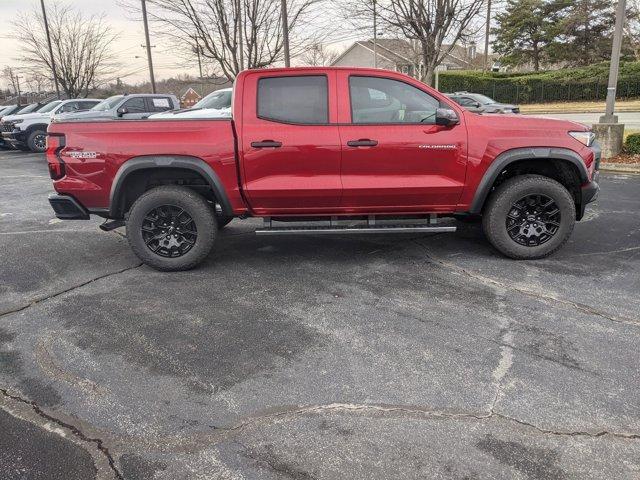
435 108 459 126
116 106 128 117
473 102 481 108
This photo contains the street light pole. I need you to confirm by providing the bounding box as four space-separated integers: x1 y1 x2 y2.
40 0 61 99
373 0 377 68
483 0 492 72
281 0 290 67
600 0 626 123
237 0 244 71
141 0 157 93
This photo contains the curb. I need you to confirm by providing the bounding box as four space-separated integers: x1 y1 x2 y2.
600 163 640 174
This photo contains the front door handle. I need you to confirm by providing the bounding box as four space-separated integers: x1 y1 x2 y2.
251 140 282 148
347 139 378 147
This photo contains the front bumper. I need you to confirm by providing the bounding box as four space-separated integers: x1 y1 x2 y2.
48 194 90 220
1 130 27 146
577 144 601 219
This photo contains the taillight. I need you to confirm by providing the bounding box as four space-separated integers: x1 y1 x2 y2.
47 133 66 180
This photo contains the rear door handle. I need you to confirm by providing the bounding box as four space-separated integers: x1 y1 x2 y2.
347 139 378 147
251 140 282 148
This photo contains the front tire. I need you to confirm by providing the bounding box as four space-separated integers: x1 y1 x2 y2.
27 129 47 153
127 186 217 271
482 175 575 259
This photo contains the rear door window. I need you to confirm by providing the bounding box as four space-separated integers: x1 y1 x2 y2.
148 97 173 112
257 75 328 124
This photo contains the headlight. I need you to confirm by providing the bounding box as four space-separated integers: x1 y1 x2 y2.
569 131 595 147
12 119 23 125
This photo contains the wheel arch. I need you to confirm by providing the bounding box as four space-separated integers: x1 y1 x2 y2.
469 147 589 217
109 155 233 219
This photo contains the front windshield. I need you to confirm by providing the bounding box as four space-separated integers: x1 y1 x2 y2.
37 100 63 113
194 90 232 109
470 94 497 105
91 95 123 111
17 104 39 114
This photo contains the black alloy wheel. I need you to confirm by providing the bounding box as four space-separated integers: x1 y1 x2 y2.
142 205 198 258
506 194 561 247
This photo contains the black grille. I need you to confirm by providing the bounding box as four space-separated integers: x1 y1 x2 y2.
0 122 14 133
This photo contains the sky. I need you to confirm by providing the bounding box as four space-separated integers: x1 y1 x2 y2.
0 0 201 89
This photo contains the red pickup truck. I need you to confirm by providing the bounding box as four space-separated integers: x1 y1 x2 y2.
47 67 600 271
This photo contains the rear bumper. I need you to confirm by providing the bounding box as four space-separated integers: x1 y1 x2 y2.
48 194 90 220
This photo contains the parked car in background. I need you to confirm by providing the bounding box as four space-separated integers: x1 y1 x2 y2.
150 88 232 119
0 105 23 149
58 93 180 122
1 99 100 152
446 92 520 114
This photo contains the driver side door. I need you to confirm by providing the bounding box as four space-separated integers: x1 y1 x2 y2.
337 73 468 211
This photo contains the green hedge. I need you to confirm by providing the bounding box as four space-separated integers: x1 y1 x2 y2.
438 62 640 104
625 133 640 155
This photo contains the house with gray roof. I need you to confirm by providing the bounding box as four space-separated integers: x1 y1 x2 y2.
331 39 493 78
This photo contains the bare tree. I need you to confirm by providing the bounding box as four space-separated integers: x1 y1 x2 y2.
2 67 21 98
299 43 338 65
340 0 486 85
121 0 327 80
12 3 118 98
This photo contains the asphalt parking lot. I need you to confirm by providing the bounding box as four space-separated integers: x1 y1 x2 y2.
0 148 639 480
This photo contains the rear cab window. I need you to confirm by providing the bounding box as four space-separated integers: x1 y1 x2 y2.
257 75 328 124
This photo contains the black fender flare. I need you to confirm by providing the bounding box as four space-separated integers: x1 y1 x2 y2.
109 155 233 218
469 147 589 214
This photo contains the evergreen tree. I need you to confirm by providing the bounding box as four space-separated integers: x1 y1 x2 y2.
492 0 569 71
554 0 616 66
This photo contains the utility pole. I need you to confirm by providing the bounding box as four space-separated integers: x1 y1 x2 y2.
194 41 203 79
483 0 491 72
141 0 157 93
373 0 377 68
40 0 60 99
237 0 244 71
16 75 22 106
601 0 626 123
593 0 626 158
281 0 290 67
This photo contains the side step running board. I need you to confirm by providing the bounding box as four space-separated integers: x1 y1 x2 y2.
256 224 456 236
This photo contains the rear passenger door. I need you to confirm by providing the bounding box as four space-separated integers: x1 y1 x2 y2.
239 72 342 214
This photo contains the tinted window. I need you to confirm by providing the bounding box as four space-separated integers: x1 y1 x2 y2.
92 96 123 111
349 76 439 124
37 100 62 113
122 97 147 113
59 102 80 113
78 101 99 110
196 90 232 109
149 97 173 112
457 97 478 107
258 76 328 124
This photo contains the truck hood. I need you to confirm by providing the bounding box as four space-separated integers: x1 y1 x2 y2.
2 112 49 122
54 110 112 121
472 112 590 132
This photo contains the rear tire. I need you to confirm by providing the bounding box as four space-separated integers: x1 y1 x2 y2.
27 129 47 153
482 175 575 259
127 186 217 271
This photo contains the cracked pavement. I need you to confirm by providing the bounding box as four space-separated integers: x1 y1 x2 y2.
0 149 639 479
